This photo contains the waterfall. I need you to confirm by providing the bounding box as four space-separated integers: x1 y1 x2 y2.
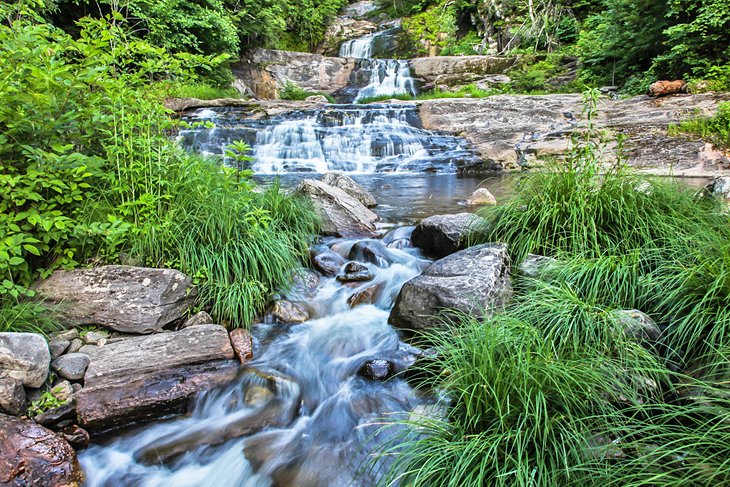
178 105 482 174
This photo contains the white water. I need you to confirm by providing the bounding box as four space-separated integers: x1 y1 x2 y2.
80 231 432 487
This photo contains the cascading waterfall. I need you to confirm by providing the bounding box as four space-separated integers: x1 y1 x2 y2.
80 231 437 487
339 28 418 102
178 105 482 174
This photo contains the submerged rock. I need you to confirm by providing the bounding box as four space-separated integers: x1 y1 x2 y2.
296 179 379 238
389 244 512 332
321 172 377 207
411 213 484 258
347 283 385 307
358 359 395 380
0 332 50 388
35 265 197 334
0 414 84 486
75 324 238 432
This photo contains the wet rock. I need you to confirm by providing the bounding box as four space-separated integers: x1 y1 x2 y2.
358 359 395 380
311 247 347 276
66 338 83 354
0 414 84 486
286 268 321 299
0 378 25 415
519 254 557 278
708 176 730 200
337 262 375 283
649 80 686 97
0 332 50 388
383 226 414 250
348 240 391 267
182 311 215 328
321 172 377 207
466 187 497 206
48 337 70 360
296 179 379 238
411 213 484 258
389 244 512 333
51 353 90 382
230 328 254 363
319 17 378 56
76 324 237 432
83 330 109 345
58 424 90 450
614 310 662 347
35 265 197 334
269 300 310 324
34 403 76 430
347 283 385 307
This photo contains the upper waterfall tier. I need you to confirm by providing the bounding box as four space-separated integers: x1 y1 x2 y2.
178 104 482 174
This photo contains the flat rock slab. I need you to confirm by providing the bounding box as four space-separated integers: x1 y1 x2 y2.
76 324 237 432
321 172 377 207
389 244 512 333
0 414 84 486
411 213 484 258
0 332 50 388
296 179 379 238
35 265 197 334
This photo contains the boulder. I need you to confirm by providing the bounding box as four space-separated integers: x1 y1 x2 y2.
182 311 215 328
0 414 84 486
348 240 391 267
0 332 50 388
466 188 497 206
51 353 90 382
35 266 197 334
296 179 379 237
75 324 237 432
649 80 686 97
614 310 662 347
268 300 310 324
411 213 484 258
0 378 25 415
321 172 377 207
311 247 347 277
519 254 557 278
230 328 254 363
389 244 512 332
337 262 375 283
410 55 517 88
286 268 321 300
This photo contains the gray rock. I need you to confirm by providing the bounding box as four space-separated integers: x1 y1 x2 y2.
709 176 730 200
33 403 76 430
418 93 730 174
83 330 109 345
285 268 321 300
35 265 197 334
311 247 347 277
321 172 377 207
0 414 84 486
76 324 237 432
348 240 391 267
50 381 74 403
614 310 662 347
66 338 83 354
410 56 517 88
389 244 512 332
182 311 215 328
48 338 70 360
411 213 484 258
519 254 557 278
77 345 100 356
296 179 379 238
305 95 330 103
53 330 78 342
0 378 25 415
51 353 90 381
0 332 50 388
337 262 375 283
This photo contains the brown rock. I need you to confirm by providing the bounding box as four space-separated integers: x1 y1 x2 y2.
466 188 497 206
230 328 254 363
649 80 687 97
182 311 215 328
0 414 84 486
347 283 385 307
268 301 310 324
0 378 25 416
58 425 90 450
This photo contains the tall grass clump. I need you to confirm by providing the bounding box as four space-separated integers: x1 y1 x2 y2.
0 301 61 336
376 315 664 487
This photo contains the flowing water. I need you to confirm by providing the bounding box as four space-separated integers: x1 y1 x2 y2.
178 105 482 174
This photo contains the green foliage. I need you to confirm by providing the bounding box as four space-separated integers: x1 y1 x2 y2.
357 84 509 104
27 384 69 416
0 300 62 335
278 80 335 102
158 81 241 100
669 101 730 150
